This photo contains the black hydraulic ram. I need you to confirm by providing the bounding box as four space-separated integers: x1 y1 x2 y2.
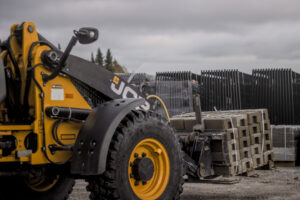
45 106 91 121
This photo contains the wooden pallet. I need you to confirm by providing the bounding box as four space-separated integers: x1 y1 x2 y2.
275 161 296 167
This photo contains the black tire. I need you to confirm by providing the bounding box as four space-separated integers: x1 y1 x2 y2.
86 111 184 200
0 174 75 200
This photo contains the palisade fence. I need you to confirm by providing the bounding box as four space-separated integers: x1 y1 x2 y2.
252 69 300 125
199 70 252 111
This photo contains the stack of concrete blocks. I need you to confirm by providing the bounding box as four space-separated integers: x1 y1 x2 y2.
271 125 300 163
203 114 254 176
203 118 243 176
203 109 274 172
170 109 274 177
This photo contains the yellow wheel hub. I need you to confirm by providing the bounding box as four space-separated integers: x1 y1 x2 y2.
25 175 59 192
128 138 170 200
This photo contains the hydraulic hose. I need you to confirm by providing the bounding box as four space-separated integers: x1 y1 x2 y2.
146 95 170 122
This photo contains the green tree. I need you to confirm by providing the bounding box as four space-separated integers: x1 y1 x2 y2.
107 59 127 73
91 52 95 63
95 48 104 67
104 49 113 69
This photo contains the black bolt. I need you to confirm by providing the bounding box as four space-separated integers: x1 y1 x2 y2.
134 180 139 186
130 173 134 178
130 162 134 167
142 181 147 185
142 152 147 157
89 150 94 155
91 140 97 147
134 153 139 158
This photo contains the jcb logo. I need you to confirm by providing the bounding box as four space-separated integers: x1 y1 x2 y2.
111 76 150 111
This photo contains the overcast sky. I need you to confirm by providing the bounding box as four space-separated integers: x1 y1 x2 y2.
1 0 300 74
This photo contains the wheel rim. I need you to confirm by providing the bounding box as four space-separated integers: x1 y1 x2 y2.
25 175 59 192
128 138 170 200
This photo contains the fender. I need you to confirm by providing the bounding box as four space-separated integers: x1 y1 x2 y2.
0 59 6 104
70 98 145 176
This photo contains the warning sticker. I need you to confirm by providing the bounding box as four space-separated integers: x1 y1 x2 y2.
51 88 64 100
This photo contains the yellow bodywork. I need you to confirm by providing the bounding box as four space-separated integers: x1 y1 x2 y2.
0 22 91 164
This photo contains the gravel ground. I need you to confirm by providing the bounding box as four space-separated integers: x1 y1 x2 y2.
69 167 300 200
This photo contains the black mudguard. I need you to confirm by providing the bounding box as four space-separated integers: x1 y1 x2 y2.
0 59 6 104
70 98 145 176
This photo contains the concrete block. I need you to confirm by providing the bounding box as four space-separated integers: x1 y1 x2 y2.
241 158 254 173
238 126 250 138
240 147 251 159
233 161 244 175
252 154 264 168
260 120 271 132
183 117 197 132
257 109 269 121
263 140 273 152
207 133 239 154
170 118 185 130
243 109 269 121
263 151 275 165
250 133 262 145
247 112 262 125
227 139 240 152
239 136 251 148
249 124 261 135
263 131 271 142
204 118 235 130
225 128 239 141
231 115 248 127
251 144 262 155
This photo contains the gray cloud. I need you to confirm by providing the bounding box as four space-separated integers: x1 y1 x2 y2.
1 0 300 74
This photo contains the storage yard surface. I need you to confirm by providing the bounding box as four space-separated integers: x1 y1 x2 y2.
70 167 300 200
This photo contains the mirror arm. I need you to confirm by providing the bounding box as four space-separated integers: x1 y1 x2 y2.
42 36 78 85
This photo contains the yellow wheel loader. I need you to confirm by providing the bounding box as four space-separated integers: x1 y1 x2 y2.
0 22 184 200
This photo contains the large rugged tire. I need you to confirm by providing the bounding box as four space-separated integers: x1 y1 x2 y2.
0 174 75 200
86 111 184 200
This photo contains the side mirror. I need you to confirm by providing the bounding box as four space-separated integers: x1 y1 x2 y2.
74 27 98 44
42 27 98 85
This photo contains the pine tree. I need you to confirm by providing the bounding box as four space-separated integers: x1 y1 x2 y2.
107 59 127 73
58 43 61 50
104 49 113 69
91 52 95 63
95 48 104 67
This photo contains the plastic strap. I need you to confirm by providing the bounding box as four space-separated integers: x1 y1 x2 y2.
230 117 239 173
261 110 265 155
